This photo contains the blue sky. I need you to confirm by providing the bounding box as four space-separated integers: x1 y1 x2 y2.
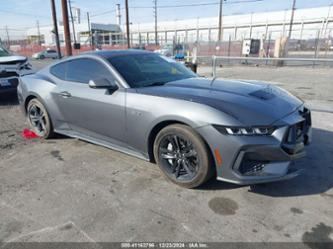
0 0 332 37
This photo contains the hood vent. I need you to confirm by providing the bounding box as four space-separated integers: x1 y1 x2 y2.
249 89 275 100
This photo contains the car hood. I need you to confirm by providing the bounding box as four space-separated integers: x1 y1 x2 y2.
136 77 303 125
0 55 27 64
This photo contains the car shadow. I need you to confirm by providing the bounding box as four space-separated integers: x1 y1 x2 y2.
199 128 333 197
0 92 19 106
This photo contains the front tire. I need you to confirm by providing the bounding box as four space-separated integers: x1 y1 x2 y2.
27 99 54 138
153 124 213 188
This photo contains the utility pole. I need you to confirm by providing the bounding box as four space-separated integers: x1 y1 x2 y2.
68 0 77 44
5 26 10 47
87 12 92 48
288 0 296 40
61 0 72 56
50 0 62 58
125 0 130 48
36 20 41 45
116 4 121 26
218 0 224 42
153 0 158 45
249 12 254 39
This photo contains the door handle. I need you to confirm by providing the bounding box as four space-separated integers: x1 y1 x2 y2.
59 91 72 98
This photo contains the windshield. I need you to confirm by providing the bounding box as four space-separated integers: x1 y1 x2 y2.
107 53 196 88
0 45 10 57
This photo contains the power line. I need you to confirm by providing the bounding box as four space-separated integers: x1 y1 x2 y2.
89 0 263 18
130 0 263 9
90 9 120 17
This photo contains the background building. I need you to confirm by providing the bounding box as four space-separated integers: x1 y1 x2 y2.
128 6 332 45
27 22 124 46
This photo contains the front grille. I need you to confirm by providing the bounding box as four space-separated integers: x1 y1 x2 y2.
238 154 268 176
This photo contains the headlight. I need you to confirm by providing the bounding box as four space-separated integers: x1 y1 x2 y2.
213 125 276 136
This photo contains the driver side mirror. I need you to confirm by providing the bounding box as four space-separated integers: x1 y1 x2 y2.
89 78 118 91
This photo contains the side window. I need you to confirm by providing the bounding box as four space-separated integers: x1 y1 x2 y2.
50 62 67 80
66 58 114 84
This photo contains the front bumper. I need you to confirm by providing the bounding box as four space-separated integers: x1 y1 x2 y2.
0 76 19 94
196 107 312 185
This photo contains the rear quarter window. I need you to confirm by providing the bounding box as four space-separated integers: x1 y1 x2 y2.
50 62 67 80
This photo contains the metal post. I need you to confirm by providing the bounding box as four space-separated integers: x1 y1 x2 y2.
324 29 332 60
282 9 287 36
175 30 178 44
212 55 217 77
323 4 332 40
36 20 41 45
218 0 223 42
288 0 296 39
313 30 320 68
266 32 271 65
5 26 10 48
316 18 326 57
153 0 158 45
50 0 62 58
116 4 121 26
196 18 199 43
125 0 130 48
249 12 253 39
264 22 268 41
185 29 188 44
61 0 72 56
87 12 92 48
227 35 231 64
234 26 237 40
299 21 304 40
68 0 77 44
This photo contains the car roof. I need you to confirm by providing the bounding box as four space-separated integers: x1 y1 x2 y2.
86 49 154 59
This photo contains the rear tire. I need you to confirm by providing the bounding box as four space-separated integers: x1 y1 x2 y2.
27 99 54 139
153 124 214 188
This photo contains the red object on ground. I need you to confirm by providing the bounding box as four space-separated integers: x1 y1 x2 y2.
22 129 39 139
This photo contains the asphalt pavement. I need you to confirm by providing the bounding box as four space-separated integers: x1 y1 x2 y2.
0 59 332 243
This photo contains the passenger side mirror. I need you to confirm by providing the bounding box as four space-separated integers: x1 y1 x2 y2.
89 78 118 91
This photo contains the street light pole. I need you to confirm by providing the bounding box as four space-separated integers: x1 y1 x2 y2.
125 0 131 48
288 0 296 40
87 12 92 48
153 0 158 45
68 0 77 45
218 0 224 42
50 0 62 58
61 0 72 56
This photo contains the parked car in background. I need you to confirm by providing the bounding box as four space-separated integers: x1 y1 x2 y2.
0 44 32 95
32 49 58 60
155 43 188 59
154 44 174 57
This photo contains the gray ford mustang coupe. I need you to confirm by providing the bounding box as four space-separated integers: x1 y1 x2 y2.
18 50 311 188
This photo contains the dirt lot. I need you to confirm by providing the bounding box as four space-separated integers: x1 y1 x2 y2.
0 61 333 243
